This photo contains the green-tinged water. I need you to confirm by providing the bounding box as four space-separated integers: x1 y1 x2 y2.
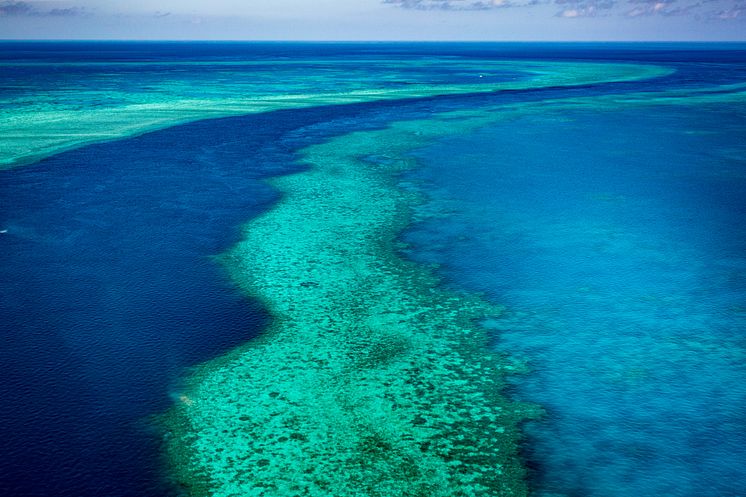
164 118 541 497
163 71 746 495
0 56 667 169
155 53 746 496
5 42 746 497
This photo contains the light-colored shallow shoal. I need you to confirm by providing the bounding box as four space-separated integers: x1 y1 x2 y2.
0 60 670 169
161 77 746 497
163 114 544 497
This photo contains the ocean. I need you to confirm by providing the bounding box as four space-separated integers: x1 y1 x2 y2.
0 42 744 497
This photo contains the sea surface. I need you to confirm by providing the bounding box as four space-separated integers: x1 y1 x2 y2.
1 42 745 497
404 101 746 496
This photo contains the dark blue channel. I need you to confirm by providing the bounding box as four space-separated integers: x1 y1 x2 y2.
0 101 412 497
1 43 743 497
0 86 543 497
0 117 277 497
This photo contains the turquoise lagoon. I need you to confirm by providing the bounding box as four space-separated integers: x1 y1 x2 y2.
0 42 745 497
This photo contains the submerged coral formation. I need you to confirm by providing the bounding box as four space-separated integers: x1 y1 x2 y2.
0 59 668 169
162 61 686 496
165 118 538 497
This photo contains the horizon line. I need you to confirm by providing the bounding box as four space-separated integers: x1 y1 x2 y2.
2 39 746 43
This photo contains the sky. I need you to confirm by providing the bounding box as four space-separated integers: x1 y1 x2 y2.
0 0 744 40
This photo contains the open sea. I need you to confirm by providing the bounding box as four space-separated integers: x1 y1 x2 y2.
1 42 745 497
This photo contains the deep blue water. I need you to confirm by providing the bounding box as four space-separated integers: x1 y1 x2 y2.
1 43 746 497
0 100 420 497
0 115 282 497
0 73 533 495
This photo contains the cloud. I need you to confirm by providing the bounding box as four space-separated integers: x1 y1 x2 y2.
552 0 703 17
381 0 534 10
0 1 85 17
384 0 746 19
555 0 615 17
383 0 613 14
556 6 602 15
622 0 693 16
48 6 85 16
0 1 34 15
708 0 745 18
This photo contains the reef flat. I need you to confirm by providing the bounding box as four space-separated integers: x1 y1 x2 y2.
165 114 541 497
0 55 668 170
158 57 695 496
390 72 746 497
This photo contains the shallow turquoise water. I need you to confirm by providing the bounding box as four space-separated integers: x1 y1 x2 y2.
1 42 745 496
405 100 746 496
